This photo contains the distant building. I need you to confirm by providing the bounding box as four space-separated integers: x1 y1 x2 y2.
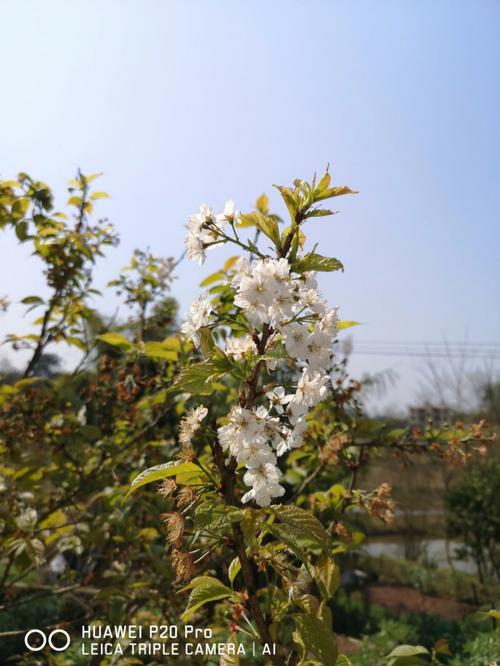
409 405 452 429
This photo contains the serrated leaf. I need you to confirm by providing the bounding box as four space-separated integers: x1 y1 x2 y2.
313 554 340 599
293 253 344 273
314 185 357 202
273 184 298 219
240 212 280 247
272 505 328 547
181 579 235 622
199 327 217 357
265 523 308 562
294 613 338 665
128 461 201 495
315 170 331 194
169 356 232 396
304 209 336 219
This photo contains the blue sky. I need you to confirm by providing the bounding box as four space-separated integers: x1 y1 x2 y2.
1 0 499 410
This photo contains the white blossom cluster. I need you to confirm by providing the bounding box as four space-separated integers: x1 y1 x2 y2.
185 200 240 265
181 204 339 507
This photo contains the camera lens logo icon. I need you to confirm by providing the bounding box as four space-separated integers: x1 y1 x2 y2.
24 629 71 652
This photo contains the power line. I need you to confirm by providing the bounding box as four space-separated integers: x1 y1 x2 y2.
350 350 500 359
341 339 500 359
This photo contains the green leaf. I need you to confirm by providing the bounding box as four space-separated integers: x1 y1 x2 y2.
265 523 308 563
315 170 331 194
314 185 356 202
15 220 29 241
293 253 344 273
433 639 451 655
223 256 240 271
387 646 429 658
98 332 133 349
335 657 352 666
240 212 280 247
128 461 201 495
273 184 298 219
294 613 338 665
200 271 225 287
272 505 328 547
337 321 360 330
20 296 45 306
143 341 178 361
12 198 30 220
255 193 269 214
304 209 336 219
199 327 217 357
228 557 241 587
180 575 224 592
169 357 232 396
180 578 235 622
313 554 340 600
220 633 241 666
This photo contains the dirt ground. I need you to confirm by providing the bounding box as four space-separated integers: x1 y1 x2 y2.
366 582 476 621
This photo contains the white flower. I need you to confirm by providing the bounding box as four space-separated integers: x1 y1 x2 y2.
181 293 212 344
302 272 318 291
225 335 256 360
179 405 208 446
185 204 214 264
295 368 330 407
236 440 276 467
265 386 293 414
256 406 284 448
299 288 325 315
241 462 285 507
234 273 274 325
15 508 37 531
287 398 309 426
267 288 295 322
216 199 240 226
319 307 339 337
77 405 87 425
231 256 252 288
233 258 296 327
282 322 309 359
288 417 308 449
185 203 228 264
303 328 332 371
185 230 206 265
217 406 262 455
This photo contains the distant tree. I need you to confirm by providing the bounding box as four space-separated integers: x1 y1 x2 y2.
445 462 500 582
